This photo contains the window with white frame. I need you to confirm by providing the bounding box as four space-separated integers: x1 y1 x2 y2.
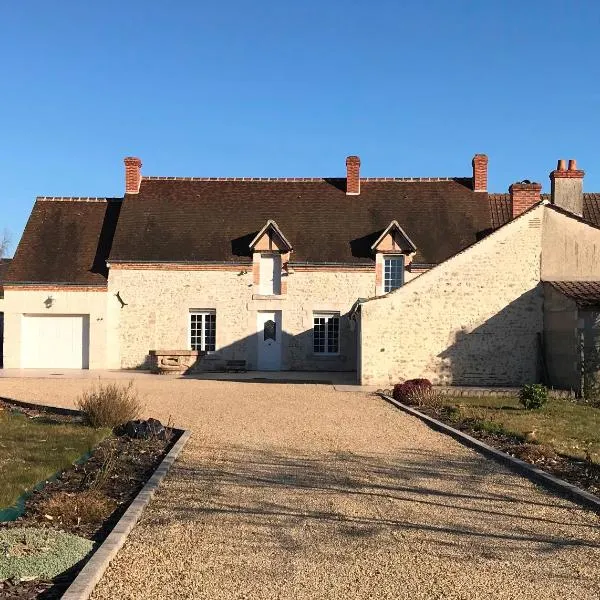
189 310 216 352
383 255 405 293
313 313 340 354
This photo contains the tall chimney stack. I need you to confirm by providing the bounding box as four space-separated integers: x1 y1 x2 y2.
550 158 584 217
346 155 361 195
472 154 488 192
509 181 542 218
124 157 142 194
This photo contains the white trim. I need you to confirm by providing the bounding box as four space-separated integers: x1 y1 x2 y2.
383 255 405 294
371 220 417 253
249 220 293 251
189 309 216 352
313 312 341 355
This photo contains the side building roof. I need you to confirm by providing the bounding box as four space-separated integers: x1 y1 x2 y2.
5 198 121 286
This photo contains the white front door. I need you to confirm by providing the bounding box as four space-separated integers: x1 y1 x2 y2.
259 254 281 295
257 311 282 370
21 315 90 369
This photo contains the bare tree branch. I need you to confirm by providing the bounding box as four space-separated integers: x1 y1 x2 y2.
0 229 11 259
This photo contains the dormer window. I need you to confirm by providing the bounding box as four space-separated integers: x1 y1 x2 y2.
249 220 293 297
259 254 282 295
383 255 405 292
370 220 416 295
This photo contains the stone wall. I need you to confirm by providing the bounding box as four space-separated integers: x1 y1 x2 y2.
359 206 546 386
541 208 600 280
108 267 379 371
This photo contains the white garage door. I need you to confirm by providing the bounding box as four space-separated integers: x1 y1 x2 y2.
22 315 90 369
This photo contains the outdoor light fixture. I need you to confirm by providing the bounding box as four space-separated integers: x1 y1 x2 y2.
44 296 54 309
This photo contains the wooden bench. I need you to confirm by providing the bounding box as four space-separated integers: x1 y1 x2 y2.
225 360 247 373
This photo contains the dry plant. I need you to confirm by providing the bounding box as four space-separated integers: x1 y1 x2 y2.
513 443 558 463
76 380 143 428
38 490 116 526
406 386 443 409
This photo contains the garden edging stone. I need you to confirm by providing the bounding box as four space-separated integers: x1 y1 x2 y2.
60 428 192 600
380 393 600 513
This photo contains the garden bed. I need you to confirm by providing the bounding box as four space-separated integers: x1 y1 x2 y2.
0 399 179 600
407 397 600 500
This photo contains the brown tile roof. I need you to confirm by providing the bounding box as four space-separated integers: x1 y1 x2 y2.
488 193 600 228
109 178 493 265
5 198 121 286
547 280 600 307
0 258 12 296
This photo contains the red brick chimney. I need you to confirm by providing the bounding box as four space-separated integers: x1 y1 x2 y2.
509 181 542 218
472 154 488 192
124 157 142 194
346 155 361 195
550 158 584 216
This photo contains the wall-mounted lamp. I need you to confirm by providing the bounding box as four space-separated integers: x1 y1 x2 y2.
238 269 249 276
44 295 54 309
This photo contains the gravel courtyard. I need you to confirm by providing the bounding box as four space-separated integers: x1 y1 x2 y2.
1 376 599 599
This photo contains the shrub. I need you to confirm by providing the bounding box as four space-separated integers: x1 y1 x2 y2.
405 386 443 409
519 384 548 410
393 378 433 404
77 381 143 428
37 490 116 526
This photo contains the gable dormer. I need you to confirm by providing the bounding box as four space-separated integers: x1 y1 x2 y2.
250 221 292 296
249 220 293 254
371 221 417 295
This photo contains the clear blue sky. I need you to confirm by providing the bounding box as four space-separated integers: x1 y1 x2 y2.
2 0 599 255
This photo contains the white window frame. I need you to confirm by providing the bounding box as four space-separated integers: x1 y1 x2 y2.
383 255 405 293
313 312 340 355
259 253 282 296
189 310 216 353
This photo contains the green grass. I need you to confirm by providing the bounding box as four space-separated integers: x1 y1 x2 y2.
441 395 600 463
0 409 110 510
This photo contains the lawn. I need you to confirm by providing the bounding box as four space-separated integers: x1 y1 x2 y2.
442 395 600 463
0 408 110 509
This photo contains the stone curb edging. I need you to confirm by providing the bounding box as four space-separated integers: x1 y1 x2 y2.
61 428 192 600
379 394 600 513
0 396 82 417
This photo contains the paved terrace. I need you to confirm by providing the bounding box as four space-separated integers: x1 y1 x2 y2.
0 376 598 599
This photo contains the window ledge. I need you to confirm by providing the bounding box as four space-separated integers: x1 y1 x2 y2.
252 294 287 300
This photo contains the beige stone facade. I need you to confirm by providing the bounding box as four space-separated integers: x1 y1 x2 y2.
359 206 546 386
109 265 378 371
2 288 119 370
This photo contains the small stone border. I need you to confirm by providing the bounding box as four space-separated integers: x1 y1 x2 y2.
379 393 600 513
61 428 192 599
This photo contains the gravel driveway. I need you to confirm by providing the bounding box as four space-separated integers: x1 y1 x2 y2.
1 376 599 599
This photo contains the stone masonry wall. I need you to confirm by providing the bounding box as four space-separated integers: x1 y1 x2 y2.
109 267 378 371
359 206 546 386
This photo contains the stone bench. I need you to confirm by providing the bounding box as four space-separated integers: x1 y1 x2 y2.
149 350 205 374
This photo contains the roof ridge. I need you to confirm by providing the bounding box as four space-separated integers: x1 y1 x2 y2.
36 196 119 202
142 176 464 182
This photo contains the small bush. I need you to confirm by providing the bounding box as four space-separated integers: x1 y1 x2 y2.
392 378 432 404
77 381 143 428
519 384 548 410
405 386 443 409
37 490 116 526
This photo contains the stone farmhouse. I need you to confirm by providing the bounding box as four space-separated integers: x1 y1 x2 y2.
2 155 600 392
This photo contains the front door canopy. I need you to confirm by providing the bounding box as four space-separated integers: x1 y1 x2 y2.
371 220 417 254
249 220 293 253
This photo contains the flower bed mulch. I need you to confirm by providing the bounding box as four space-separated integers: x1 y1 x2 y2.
413 403 600 502
0 400 178 600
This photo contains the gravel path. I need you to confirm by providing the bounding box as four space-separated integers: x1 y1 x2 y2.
1 376 599 599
